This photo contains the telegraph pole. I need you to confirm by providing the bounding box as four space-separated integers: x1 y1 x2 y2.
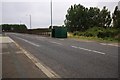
118 1 120 11
51 0 53 29
20 20 21 25
29 14 31 29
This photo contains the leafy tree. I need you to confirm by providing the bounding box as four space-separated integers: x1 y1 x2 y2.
65 4 112 32
0 24 27 32
113 6 120 29
64 4 87 32
87 7 100 28
98 6 112 28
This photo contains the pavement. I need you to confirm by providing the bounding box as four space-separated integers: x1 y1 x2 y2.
1 32 119 79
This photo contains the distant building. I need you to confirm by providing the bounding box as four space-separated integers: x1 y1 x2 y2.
118 1 120 11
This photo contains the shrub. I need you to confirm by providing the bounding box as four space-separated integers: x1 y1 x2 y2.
97 28 120 38
73 31 79 36
73 27 120 42
84 27 104 37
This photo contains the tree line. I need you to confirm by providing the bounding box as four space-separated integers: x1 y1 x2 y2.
1 24 27 32
64 4 120 32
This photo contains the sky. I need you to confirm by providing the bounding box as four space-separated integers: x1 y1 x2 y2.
0 0 120 29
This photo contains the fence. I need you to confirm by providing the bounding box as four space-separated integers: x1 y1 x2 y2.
25 28 51 37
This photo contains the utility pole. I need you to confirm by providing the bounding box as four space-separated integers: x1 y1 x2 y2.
29 14 31 29
26 14 32 29
51 0 53 29
20 20 21 25
118 1 120 11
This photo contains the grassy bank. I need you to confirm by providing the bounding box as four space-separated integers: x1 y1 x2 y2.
68 32 120 43
68 27 120 43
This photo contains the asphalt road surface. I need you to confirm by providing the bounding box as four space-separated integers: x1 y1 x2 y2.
4 33 119 78
1 36 47 78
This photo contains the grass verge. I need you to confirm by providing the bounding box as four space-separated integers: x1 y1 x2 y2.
68 33 119 43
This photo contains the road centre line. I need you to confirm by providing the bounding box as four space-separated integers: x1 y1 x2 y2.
15 37 40 47
100 43 107 45
107 44 118 47
100 43 119 47
59 39 65 40
71 46 106 55
49 41 63 45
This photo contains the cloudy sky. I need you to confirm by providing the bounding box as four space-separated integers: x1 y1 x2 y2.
0 0 120 29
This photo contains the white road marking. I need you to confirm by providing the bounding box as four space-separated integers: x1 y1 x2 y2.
107 44 118 47
14 41 60 78
100 43 107 45
73 39 93 42
71 46 106 55
16 51 23 54
16 37 40 47
100 43 119 47
59 39 64 41
50 41 63 45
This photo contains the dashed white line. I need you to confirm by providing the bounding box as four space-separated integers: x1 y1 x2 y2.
73 39 93 42
50 41 63 45
71 46 78 49
100 43 119 47
16 37 40 47
71 46 106 55
16 51 23 54
107 44 118 47
100 43 107 45
59 39 65 41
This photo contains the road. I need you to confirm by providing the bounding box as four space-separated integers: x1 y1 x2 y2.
1 36 47 78
4 33 119 78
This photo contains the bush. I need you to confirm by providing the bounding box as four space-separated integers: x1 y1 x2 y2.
78 32 85 36
84 27 104 37
97 28 120 38
84 32 94 37
73 31 79 36
73 27 120 41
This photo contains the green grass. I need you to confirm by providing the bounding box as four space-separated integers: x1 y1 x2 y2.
68 33 119 43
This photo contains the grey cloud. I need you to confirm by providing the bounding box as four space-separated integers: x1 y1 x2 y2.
1 1 119 29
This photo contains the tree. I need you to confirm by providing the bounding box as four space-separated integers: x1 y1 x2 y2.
87 7 100 28
64 4 88 32
1 24 27 32
98 6 112 28
65 5 112 32
113 6 120 29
